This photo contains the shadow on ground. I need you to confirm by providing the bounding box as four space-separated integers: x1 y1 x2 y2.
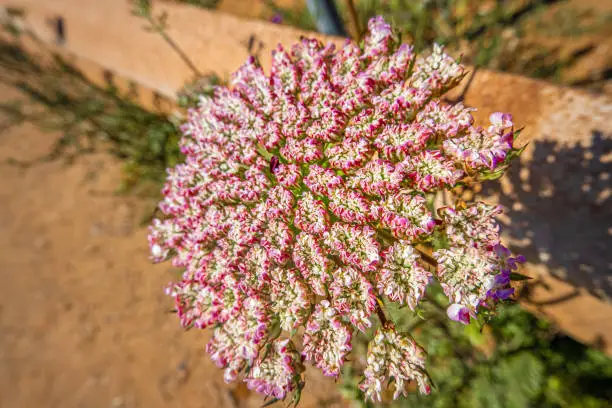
483 131 612 300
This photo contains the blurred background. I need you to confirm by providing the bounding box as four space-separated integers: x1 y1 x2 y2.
0 0 611 407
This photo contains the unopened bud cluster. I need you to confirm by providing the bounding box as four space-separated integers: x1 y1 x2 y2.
149 16 524 404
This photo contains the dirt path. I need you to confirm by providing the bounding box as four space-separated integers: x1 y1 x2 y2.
0 84 341 408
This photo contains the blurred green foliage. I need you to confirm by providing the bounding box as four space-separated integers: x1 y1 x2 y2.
263 0 318 30
353 0 525 51
0 40 184 196
263 0 612 89
341 286 612 408
176 0 222 8
0 7 218 198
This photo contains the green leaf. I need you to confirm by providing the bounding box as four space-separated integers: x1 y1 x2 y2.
513 126 525 140
464 319 486 346
261 397 280 407
478 166 506 181
510 272 532 281
506 142 528 161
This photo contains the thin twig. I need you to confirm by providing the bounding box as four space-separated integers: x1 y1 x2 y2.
147 15 203 78
346 0 362 41
415 244 438 267
375 301 388 326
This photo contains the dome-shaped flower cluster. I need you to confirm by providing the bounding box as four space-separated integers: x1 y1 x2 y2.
149 16 524 404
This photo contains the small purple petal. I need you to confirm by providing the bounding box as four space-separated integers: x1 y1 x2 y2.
495 288 515 300
494 271 510 286
494 244 511 258
271 13 283 24
490 112 513 128
270 156 280 173
447 303 470 324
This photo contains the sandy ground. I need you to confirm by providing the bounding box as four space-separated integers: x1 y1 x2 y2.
0 84 342 408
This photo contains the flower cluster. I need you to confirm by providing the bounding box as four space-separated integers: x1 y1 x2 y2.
149 16 524 404
360 324 431 401
434 203 525 324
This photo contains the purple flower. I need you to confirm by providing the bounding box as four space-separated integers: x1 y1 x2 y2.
493 287 515 301
447 303 471 324
270 13 283 24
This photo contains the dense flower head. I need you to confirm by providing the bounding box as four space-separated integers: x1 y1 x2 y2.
438 202 503 247
377 193 436 240
302 300 353 377
330 266 378 332
377 241 432 310
150 16 523 403
434 202 525 324
360 324 431 402
245 338 304 400
269 267 313 331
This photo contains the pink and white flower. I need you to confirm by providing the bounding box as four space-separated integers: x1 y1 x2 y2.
149 15 522 402
360 324 431 401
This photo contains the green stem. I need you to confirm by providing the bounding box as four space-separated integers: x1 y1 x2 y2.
145 15 202 78
375 299 389 326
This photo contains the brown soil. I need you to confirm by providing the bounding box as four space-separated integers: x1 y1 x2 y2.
0 84 342 408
